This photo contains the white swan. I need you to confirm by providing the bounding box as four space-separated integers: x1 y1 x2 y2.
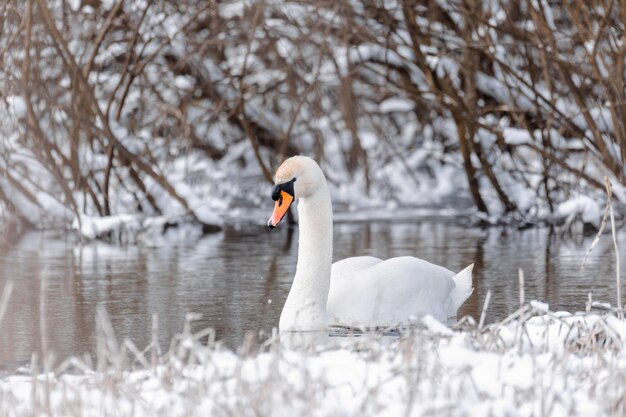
268 156 474 331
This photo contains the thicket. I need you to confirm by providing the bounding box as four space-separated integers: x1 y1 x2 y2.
1 0 625 227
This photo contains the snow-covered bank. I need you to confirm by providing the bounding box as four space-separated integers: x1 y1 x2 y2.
2 306 626 416
71 212 222 242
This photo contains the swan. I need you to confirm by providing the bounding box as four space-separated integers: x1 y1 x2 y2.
267 156 474 331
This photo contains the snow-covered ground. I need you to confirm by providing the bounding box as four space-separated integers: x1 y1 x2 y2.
2 305 626 417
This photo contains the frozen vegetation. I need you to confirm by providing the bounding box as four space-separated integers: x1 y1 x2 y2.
1 0 625 235
2 304 626 416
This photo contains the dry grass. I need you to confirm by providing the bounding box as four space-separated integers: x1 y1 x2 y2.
1 294 626 417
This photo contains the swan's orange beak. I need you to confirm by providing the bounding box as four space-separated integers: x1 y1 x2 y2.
268 190 293 228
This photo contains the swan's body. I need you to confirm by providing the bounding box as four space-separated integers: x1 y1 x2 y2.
328 256 473 327
268 156 473 331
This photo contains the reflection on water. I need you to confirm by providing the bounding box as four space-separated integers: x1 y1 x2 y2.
0 222 625 370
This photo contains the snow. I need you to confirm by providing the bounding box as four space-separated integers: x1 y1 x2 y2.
72 214 142 240
67 0 81 11
174 75 195 90
219 1 247 19
5 96 26 118
2 309 626 416
358 130 378 149
101 0 117 11
71 212 220 242
503 127 532 145
379 98 415 113
557 196 604 228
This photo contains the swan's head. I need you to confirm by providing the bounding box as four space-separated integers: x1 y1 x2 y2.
267 156 324 228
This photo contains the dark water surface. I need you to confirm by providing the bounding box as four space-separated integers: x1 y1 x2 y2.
1 221 625 369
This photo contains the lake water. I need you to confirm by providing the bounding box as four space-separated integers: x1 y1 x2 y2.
1 220 625 371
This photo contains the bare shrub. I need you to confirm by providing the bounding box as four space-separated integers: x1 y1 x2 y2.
0 0 624 227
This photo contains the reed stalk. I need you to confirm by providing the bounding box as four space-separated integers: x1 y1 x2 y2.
0 279 14 333
605 178 622 317
478 290 491 330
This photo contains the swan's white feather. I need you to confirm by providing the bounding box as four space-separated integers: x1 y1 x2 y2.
327 256 473 326
449 263 474 313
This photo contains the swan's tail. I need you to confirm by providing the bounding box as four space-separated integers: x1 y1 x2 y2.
450 263 474 312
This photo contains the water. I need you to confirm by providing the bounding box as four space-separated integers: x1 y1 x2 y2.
1 221 625 370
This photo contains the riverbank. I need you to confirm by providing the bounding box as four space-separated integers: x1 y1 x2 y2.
1 303 626 417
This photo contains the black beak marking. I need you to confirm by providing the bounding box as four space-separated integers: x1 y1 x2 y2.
271 178 296 201
271 184 281 201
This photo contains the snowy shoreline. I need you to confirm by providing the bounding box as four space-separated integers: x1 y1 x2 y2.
2 304 626 417
3 198 612 246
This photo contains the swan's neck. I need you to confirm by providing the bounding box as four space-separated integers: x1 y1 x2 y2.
279 180 333 331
